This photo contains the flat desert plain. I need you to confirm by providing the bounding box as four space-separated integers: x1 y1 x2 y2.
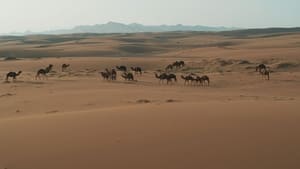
0 30 300 169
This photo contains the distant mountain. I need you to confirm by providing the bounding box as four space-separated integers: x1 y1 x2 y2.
5 22 239 35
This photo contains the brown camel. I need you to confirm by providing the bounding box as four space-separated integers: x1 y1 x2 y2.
256 64 267 73
155 72 167 84
201 75 210 86
122 72 134 81
155 72 176 84
173 61 185 69
181 75 195 85
100 71 110 80
62 64 70 72
36 64 53 80
104 68 117 80
6 71 22 81
194 76 204 86
166 74 177 84
189 73 204 86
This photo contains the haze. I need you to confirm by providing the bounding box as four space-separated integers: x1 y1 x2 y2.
0 0 299 33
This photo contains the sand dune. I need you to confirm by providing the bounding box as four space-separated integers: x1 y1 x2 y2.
0 31 300 169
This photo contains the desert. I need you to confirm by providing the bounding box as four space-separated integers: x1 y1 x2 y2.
0 30 300 169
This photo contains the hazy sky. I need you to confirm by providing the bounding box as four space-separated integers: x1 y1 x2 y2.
0 0 299 33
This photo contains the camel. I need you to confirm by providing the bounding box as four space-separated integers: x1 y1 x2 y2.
178 61 185 67
173 61 185 69
116 65 127 72
100 72 110 80
256 64 267 73
166 74 177 84
6 71 22 81
181 75 195 85
188 73 204 86
201 75 210 86
61 64 70 72
121 72 134 81
155 72 176 84
36 64 53 80
194 76 204 85
101 68 117 81
260 69 270 80
131 67 142 75
155 72 168 83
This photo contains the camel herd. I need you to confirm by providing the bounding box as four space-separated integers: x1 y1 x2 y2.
165 61 185 71
181 74 210 86
4 61 271 85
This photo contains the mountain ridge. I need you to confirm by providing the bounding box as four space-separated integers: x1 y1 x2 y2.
4 22 239 35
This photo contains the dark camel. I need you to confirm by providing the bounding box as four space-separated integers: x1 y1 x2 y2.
173 61 185 69
181 75 195 85
256 64 267 73
155 73 168 83
166 74 177 84
36 64 53 80
121 72 134 81
116 65 127 72
200 75 210 86
155 72 177 84
131 67 142 75
105 68 117 80
61 64 70 72
194 76 204 85
100 72 110 80
6 71 22 81
189 73 204 86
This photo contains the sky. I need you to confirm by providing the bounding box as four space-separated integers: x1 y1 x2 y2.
0 0 299 33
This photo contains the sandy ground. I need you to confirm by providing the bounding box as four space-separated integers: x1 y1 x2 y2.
0 32 300 169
